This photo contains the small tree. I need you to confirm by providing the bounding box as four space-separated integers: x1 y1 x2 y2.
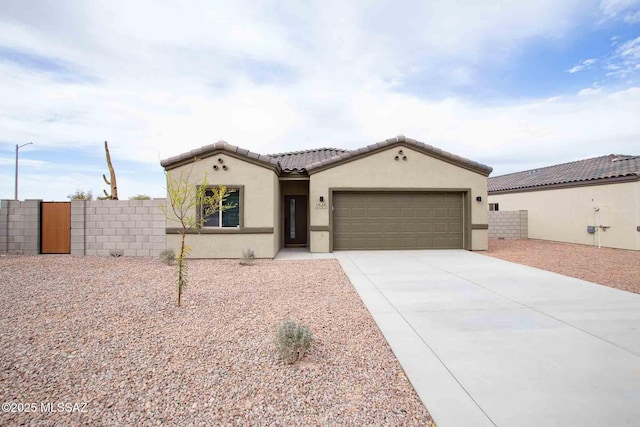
129 194 151 200
161 166 232 306
68 190 94 200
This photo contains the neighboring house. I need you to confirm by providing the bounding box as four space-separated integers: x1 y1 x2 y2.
160 135 493 258
488 155 640 251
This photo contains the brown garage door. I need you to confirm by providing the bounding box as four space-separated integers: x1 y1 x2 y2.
333 192 463 250
41 202 71 254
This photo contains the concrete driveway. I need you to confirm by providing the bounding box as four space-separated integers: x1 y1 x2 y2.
335 250 640 427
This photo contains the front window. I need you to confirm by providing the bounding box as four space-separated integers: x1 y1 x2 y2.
489 203 499 211
202 187 240 227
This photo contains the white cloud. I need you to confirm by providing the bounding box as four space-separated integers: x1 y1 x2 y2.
0 157 48 168
568 58 598 73
0 0 639 200
577 87 603 95
600 0 640 21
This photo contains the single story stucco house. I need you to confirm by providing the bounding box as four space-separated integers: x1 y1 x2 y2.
488 154 640 251
160 135 493 258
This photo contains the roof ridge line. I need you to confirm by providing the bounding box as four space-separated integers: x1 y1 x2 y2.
268 147 348 156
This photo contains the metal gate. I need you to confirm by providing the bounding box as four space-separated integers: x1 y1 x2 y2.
41 202 71 254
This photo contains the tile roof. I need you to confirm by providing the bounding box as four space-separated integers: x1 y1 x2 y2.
488 154 640 193
161 135 493 176
268 148 349 172
160 141 281 171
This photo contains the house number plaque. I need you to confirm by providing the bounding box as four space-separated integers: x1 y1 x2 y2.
314 202 328 209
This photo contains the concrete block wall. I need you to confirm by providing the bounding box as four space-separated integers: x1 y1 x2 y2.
81 199 166 257
0 199 41 255
488 210 528 239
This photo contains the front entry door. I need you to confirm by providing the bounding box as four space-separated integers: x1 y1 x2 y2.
284 195 308 247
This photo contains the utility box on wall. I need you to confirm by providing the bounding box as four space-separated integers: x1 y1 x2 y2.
587 225 596 234
594 206 611 227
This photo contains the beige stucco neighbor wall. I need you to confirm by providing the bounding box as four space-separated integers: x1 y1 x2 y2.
309 145 489 251
488 181 640 250
165 154 279 258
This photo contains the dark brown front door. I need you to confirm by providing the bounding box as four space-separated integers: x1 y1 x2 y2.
284 195 307 247
41 202 71 254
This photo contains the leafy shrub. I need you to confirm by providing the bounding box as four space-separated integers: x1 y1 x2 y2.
68 190 94 200
159 248 176 265
275 319 313 364
129 194 151 200
239 247 255 266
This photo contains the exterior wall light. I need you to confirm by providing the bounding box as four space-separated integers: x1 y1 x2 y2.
476 196 482 202
319 196 324 202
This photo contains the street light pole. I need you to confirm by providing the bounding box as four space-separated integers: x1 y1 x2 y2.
15 142 33 200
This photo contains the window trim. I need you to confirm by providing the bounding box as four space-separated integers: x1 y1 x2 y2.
198 185 244 229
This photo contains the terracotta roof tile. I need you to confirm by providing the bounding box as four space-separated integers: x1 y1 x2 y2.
268 148 350 172
488 155 640 192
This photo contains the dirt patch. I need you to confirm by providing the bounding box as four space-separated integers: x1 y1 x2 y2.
483 239 640 294
0 255 433 426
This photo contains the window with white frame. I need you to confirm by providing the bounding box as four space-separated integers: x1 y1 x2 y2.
202 187 241 227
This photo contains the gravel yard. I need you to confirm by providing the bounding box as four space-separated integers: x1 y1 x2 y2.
484 239 640 294
0 255 433 426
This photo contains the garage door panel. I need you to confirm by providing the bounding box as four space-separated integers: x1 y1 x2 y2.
416 223 433 232
449 236 463 247
401 207 414 217
367 222 383 232
333 192 463 250
433 236 451 248
351 223 367 233
449 222 463 233
400 223 415 232
432 207 448 218
383 223 400 233
416 207 431 217
433 222 449 233
384 208 399 218
368 207 382 217
334 207 350 217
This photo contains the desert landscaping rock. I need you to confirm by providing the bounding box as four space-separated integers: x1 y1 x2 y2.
0 255 434 426
484 239 640 294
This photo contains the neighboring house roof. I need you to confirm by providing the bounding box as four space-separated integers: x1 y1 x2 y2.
489 154 640 193
160 135 493 176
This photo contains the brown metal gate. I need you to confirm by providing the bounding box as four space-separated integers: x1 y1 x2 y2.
41 202 71 254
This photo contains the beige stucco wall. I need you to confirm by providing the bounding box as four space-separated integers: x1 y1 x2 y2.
165 154 279 258
309 145 489 251
488 181 640 250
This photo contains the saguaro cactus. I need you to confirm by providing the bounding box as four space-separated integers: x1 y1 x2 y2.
102 140 118 200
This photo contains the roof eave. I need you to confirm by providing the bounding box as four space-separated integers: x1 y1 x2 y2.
160 141 281 174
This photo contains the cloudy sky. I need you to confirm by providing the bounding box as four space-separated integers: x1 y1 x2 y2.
0 0 639 201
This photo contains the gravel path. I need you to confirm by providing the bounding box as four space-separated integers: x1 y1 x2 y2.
0 255 434 426
483 239 640 294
